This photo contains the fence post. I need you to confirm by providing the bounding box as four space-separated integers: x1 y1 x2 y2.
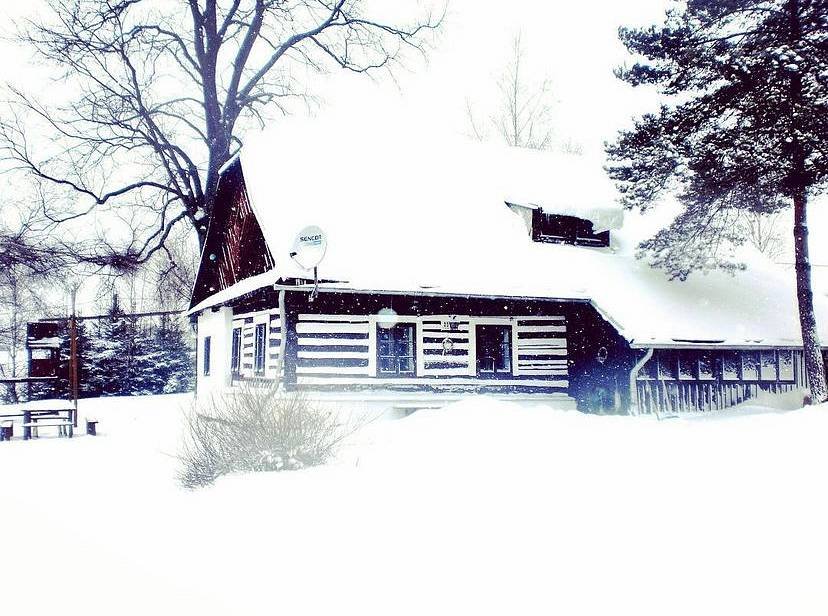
69 287 79 428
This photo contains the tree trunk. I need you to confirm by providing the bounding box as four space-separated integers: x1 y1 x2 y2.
793 189 827 403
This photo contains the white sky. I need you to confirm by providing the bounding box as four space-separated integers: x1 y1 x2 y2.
0 0 673 152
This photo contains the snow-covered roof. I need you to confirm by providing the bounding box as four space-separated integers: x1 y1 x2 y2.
191 116 828 348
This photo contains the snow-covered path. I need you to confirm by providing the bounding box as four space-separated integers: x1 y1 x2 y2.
1 394 827 615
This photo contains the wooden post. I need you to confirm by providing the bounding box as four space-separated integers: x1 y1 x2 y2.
69 286 79 428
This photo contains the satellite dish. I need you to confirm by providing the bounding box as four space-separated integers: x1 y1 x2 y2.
289 225 327 271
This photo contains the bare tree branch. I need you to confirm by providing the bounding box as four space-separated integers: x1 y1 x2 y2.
2 0 443 269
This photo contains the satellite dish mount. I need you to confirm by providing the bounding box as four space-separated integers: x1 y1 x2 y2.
289 225 327 302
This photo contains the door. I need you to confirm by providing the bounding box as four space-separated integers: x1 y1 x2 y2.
476 325 512 378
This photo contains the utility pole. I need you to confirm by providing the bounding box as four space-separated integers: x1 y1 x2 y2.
69 285 79 428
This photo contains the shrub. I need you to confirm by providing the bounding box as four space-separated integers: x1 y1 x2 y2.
178 382 356 489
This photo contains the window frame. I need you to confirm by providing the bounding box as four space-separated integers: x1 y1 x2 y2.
777 350 796 383
254 323 267 375
231 327 242 375
203 336 212 376
475 324 514 379
376 323 417 378
531 210 610 247
721 351 741 381
760 350 779 381
741 351 760 381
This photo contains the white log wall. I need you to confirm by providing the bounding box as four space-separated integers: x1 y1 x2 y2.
294 313 568 389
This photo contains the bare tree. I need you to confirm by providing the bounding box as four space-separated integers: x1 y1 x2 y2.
0 199 70 401
467 33 563 151
0 221 65 276
738 210 787 262
1 0 442 268
0 261 53 403
151 226 200 310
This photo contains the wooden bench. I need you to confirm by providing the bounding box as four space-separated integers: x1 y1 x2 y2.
0 402 76 440
22 418 74 438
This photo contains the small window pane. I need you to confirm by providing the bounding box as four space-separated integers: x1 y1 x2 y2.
639 356 656 380
698 353 714 380
760 350 777 381
203 336 212 376
379 357 396 373
657 353 676 380
779 351 794 381
496 330 512 371
722 352 739 380
231 328 242 373
254 324 267 373
398 358 415 374
678 353 695 380
742 352 759 380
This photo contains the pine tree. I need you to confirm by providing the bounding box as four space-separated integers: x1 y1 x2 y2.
607 0 828 403
154 315 196 394
85 294 139 397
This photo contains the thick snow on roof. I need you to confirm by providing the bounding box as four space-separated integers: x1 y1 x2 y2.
199 117 828 347
241 116 619 289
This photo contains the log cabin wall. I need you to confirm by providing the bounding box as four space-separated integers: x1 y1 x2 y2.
214 288 816 415
289 313 569 389
227 291 613 397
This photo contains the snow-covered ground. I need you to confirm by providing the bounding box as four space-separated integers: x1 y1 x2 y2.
1 394 827 616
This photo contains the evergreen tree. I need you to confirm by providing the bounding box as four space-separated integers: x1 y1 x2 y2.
607 0 828 402
154 315 196 395
82 304 195 397
85 294 138 397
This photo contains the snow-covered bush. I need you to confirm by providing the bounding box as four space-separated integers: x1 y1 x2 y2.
178 382 354 488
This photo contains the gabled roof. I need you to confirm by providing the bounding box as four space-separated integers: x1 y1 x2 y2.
189 116 828 348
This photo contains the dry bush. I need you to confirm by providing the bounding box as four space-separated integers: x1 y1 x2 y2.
179 383 357 489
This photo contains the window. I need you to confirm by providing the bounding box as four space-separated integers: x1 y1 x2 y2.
203 336 211 376
698 352 715 381
778 350 795 382
476 325 512 377
531 210 610 247
760 350 778 381
377 324 416 376
657 353 677 380
231 328 242 375
678 352 696 380
254 323 267 374
722 351 740 381
742 351 760 381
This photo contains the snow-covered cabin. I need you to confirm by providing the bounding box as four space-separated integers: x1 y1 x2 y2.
188 119 828 415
